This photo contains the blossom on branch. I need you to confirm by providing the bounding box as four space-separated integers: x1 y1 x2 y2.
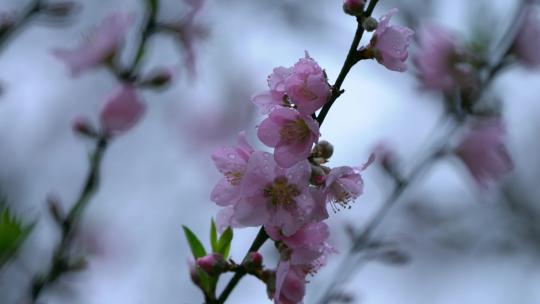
370 8 414 72
99 85 145 136
258 108 320 168
251 52 330 116
456 119 513 187
233 151 327 236
53 12 133 76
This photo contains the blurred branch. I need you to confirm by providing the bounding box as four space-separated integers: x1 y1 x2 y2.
315 2 529 302
0 0 42 54
30 136 108 302
126 0 159 79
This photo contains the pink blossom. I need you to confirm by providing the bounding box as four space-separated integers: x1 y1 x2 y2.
210 132 254 206
251 67 292 114
514 8 540 68
53 13 133 76
266 222 334 270
413 25 460 91
215 206 242 232
99 85 146 136
233 151 327 236
257 108 320 168
371 8 414 72
285 52 330 116
324 155 373 209
274 261 306 304
456 120 513 187
251 53 330 116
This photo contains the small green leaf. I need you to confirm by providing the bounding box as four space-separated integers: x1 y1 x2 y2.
210 219 218 253
182 226 206 259
217 227 233 258
0 202 33 267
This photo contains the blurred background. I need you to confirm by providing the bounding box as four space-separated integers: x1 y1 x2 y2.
1 0 540 303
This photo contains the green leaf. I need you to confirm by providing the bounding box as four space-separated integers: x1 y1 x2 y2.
210 219 218 253
182 226 206 259
217 227 233 258
0 202 33 267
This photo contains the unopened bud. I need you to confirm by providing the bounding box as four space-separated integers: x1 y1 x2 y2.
243 251 263 270
343 0 365 16
312 140 334 160
41 2 79 17
310 165 327 186
362 17 378 32
72 116 97 137
196 253 228 276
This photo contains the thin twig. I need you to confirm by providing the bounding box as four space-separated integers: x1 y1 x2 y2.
215 227 269 304
30 137 108 302
0 0 42 53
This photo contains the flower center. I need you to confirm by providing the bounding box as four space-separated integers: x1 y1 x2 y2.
279 119 310 142
225 171 243 186
263 176 300 207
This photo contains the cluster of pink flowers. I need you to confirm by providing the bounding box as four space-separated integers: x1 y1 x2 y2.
209 52 374 303
206 5 416 303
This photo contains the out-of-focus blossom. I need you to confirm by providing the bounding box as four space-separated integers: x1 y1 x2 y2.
233 152 327 236
53 13 132 76
274 261 306 304
252 52 330 116
456 119 513 187
210 132 254 206
99 85 146 136
513 8 540 68
164 0 208 76
370 8 414 72
414 25 461 91
257 108 320 168
343 0 365 16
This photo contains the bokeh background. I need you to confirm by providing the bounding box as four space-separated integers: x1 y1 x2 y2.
1 0 540 303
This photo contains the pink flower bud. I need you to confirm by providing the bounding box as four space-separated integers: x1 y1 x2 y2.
196 253 227 275
99 85 146 137
243 251 263 269
343 0 364 16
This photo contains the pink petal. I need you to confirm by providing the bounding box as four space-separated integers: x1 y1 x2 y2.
99 85 145 136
